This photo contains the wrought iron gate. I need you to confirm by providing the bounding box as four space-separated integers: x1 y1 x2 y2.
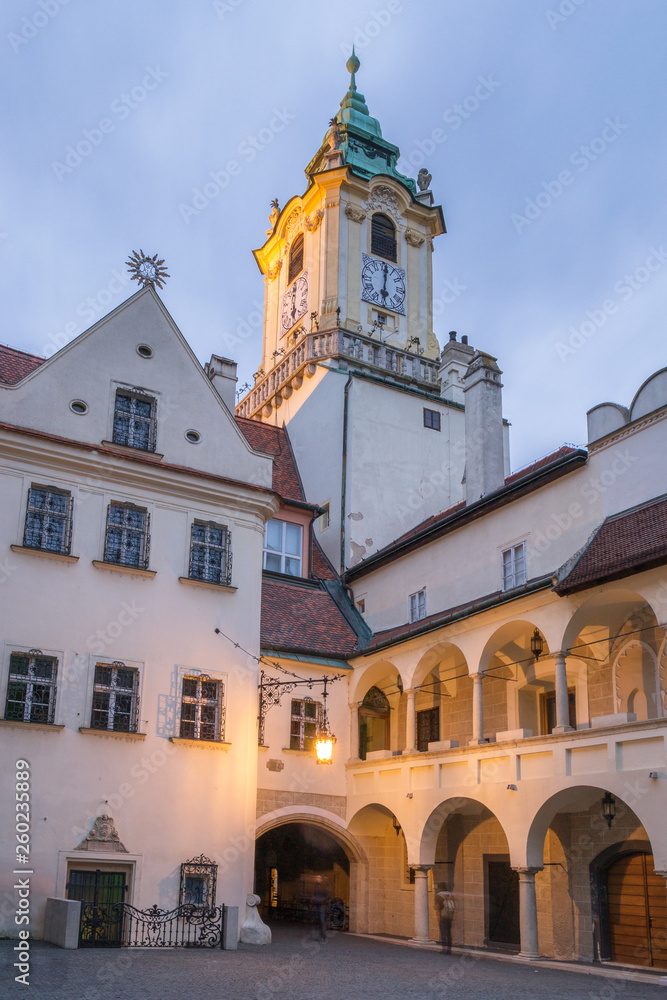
68 870 126 947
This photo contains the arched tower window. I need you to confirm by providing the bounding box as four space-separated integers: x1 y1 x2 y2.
371 213 397 262
287 234 304 284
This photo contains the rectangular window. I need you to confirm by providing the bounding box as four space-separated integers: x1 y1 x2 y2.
290 698 321 750
189 521 232 586
541 689 576 735
423 408 441 431
180 675 224 741
112 390 156 452
318 503 330 532
417 707 440 751
501 542 527 591
409 588 427 623
23 485 73 554
5 650 57 724
356 598 366 615
91 662 139 732
104 503 150 569
263 519 303 576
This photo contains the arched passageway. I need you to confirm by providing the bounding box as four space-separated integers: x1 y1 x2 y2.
254 822 352 929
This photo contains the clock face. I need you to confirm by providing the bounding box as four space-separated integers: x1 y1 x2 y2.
281 271 309 334
361 254 406 314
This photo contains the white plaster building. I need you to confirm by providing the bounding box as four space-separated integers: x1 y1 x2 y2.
1 53 667 974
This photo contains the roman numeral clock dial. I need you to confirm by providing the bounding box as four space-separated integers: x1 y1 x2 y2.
281 271 309 335
361 254 406 314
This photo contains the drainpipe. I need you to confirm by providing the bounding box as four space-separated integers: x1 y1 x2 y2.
340 372 353 575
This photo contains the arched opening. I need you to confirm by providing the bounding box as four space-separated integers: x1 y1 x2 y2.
254 822 351 930
421 798 518 951
287 233 304 284
591 841 667 968
359 685 390 758
412 641 468 751
371 213 397 262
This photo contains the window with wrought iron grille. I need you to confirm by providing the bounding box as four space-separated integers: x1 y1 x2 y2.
23 485 73 554
104 502 150 569
501 542 527 591
290 698 321 750
371 213 397 262
189 521 232 586
263 519 303 576
288 233 304 284
91 662 139 732
180 855 218 908
4 650 58 724
409 588 427 623
180 675 225 741
112 389 156 452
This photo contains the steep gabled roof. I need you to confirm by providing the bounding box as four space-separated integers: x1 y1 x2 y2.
0 344 45 385
554 494 667 595
235 417 305 504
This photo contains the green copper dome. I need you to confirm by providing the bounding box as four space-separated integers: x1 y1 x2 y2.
306 50 417 196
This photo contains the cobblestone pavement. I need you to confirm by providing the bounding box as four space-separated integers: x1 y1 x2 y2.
1 926 666 1000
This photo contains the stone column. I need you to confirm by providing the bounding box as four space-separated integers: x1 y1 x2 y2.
553 651 573 734
350 701 361 760
469 672 487 745
408 866 435 946
514 868 541 959
405 688 417 754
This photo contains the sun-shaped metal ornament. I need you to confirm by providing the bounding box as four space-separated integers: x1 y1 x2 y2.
126 249 170 289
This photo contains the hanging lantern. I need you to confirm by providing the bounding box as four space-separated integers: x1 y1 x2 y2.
530 628 544 661
315 676 336 764
601 791 616 829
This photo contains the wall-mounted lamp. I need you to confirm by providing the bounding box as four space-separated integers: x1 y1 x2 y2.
601 791 616 829
649 771 660 779
396 675 404 695
507 784 517 791
392 816 402 837
530 628 544 661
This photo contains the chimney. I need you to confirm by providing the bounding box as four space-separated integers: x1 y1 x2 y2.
463 350 505 503
205 354 238 412
438 331 475 404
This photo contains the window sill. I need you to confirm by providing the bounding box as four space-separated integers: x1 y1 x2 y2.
79 727 147 741
178 577 237 593
169 737 231 750
11 545 78 564
0 718 64 732
92 561 156 579
281 747 316 755
101 440 164 461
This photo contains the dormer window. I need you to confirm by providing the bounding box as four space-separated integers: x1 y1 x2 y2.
288 234 304 284
263 519 303 576
371 213 396 262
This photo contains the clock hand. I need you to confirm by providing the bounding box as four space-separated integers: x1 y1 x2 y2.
380 264 388 300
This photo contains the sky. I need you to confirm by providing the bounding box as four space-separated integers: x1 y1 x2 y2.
2 0 667 471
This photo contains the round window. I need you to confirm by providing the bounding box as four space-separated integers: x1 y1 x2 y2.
137 345 153 359
70 400 88 415
185 430 201 444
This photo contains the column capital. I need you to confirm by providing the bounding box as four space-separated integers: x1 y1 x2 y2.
512 866 543 877
410 864 434 873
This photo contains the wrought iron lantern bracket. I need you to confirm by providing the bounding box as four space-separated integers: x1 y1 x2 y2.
258 669 339 748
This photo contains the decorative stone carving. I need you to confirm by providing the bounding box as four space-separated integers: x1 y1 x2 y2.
268 198 280 229
283 208 304 246
405 228 425 248
366 184 401 222
266 758 284 771
345 204 367 223
417 168 432 192
266 260 282 281
240 893 271 945
328 117 341 151
305 209 324 233
76 815 128 852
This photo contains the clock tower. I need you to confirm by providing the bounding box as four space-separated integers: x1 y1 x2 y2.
237 55 476 572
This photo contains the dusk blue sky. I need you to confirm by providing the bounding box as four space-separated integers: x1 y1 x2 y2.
2 0 666 470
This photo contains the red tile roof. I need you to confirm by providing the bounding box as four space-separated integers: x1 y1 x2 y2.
505 445 579 486
311 536 338 580
235 417 304 503
554 494 667 594
0 344 45 385
261 578 360 659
